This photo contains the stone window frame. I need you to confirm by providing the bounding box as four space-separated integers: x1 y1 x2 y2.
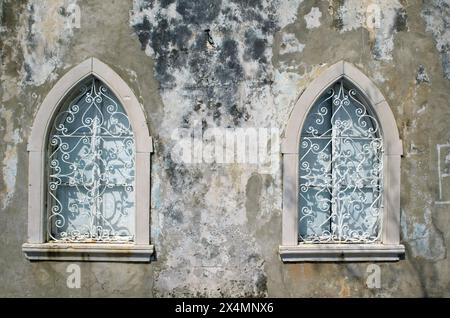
280 61 405 262
22 58 154 262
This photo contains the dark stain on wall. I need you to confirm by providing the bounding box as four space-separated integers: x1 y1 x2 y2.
131 0 280 126
176 0 222 24
330 0 345 30
244 29 267 63
245 173 262 225
395 7 408 32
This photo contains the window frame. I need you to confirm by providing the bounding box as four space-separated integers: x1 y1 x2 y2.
280 61 405 262
22 58 154 262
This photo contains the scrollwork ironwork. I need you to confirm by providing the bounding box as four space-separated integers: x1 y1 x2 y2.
47 77 135 242
299 81 383 243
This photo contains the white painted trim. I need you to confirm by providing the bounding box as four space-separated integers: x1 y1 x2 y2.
279 244 405 262
24 58 154 262
280 61 404 261
22 243 154 262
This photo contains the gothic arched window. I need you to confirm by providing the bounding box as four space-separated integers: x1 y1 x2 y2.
299 80 383 243
23 58 154 262
48 77 135 242
280 61 404 262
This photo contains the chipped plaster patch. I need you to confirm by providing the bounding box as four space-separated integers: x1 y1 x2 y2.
0 107 22 209
416 64 431 84
129 0 310 138
401 208 446 261
334 0 405 61
19 0 78 86
153 167 270 296
1 147 18 209
272 63 324 130
280 33 305 55
272 70 303 127
421 0 450 81
0 1 23 102
304 7 322 29
372 69 386 83
276 0 304 28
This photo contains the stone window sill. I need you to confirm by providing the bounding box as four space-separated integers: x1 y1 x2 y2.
22 243 154 263
279 244 405 262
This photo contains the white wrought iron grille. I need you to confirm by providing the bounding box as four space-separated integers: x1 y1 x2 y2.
47 77 135 242
299 81 383 243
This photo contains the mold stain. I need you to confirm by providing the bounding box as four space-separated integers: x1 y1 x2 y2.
130 1 304 296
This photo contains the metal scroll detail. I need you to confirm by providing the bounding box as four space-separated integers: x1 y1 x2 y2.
299 81 383 243
48 77 135 242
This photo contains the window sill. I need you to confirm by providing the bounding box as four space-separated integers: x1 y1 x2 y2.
279 244 405 262
22 243 154 263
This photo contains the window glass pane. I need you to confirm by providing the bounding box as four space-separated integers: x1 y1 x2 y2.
299 188 332 242
301 92 333 136
333 187 382 242
331 84 379 138
333 138 383 188
299 137 332 187
101 138 135 185
100 187 135 239
48 77 135 242
50 185 92 239
299 137 332 242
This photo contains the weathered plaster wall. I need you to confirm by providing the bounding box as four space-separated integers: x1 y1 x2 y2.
0 0 449 297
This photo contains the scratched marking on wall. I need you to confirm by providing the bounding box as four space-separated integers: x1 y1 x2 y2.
437 139 450 204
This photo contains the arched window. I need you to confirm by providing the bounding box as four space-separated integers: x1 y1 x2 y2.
299 80 383 243
48 77 135 242
280 61 404 262
23 58 154 262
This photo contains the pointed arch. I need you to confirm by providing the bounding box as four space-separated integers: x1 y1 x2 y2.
23 58 154 262
280 61 404 262
28 58 152 153
282 61 402 155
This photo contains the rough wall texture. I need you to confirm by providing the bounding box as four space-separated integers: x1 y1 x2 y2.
0 0 449 297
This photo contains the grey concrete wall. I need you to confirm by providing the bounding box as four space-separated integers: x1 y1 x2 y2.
0 0 449 297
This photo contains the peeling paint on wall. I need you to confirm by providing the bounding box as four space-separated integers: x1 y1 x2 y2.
0 0 450 298
19 0 78 86
416 64 431 84
279 33 305 55
276 0 304 28
304 7 322 29
421 0 450 81
331 0 407 60
129 0 305 296
0 107 22 209
0 1 23 102
401 208 446 261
